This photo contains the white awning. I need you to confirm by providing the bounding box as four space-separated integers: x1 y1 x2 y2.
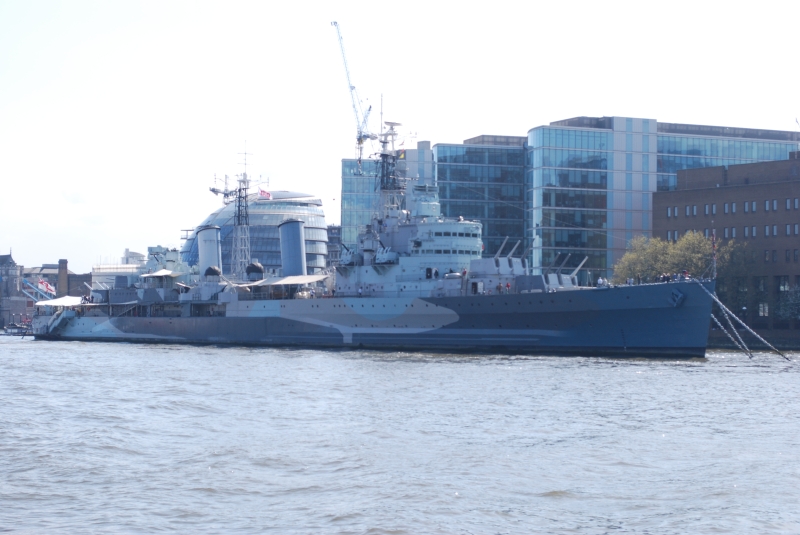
253 274 329 286
141 269 183 278
35 296 83 307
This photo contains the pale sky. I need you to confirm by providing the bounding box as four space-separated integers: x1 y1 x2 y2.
1 0 798 273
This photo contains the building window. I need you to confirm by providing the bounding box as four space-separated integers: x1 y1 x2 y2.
705 228 709 237
674 206 678 217
744 226 749 237
788 199 792 210
795 249 798 262
667 207 672 218
752 226 757 237
765 250 771 262
744 202 749 213
766 225 770 237
766 200 770 211
795 224 799 235
788 224 792 236
778 276 791 292
712 204 717 215
773 224 778 236
667 230 672 241
686 205 690 216
774 200 778 211
724 203 729 214
732 227 736 238
759 303 769 317
773 250 778 263
732 202 736 213
752 201 756 212
795 198 798 209
693 205 697 216
705 204 709 215
724 228 729 238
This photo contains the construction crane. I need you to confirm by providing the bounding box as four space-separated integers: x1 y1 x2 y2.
331 21 376 170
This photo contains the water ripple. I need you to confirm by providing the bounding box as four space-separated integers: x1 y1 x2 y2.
1 336 799 533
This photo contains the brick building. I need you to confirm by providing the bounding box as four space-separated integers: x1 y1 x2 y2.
653 152 800 341
0 252 27 328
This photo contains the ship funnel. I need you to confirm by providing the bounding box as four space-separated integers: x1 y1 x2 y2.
278 219 307 276
197 225 222 277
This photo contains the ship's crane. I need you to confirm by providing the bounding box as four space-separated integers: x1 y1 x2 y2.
331 21 376 169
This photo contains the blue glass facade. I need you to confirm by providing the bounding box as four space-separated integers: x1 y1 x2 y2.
434 144 525 256
656 136 797 190
339 118 799 282
341 159 380 249
526 117 800 282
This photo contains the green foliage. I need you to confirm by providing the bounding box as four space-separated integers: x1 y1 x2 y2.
775 288 800 321
612 233 752 284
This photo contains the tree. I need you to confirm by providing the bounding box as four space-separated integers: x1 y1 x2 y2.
612 233 752 285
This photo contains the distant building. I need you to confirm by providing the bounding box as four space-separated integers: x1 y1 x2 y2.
1 257 89 326
0 252 25 327
653 152 800 338
433 136 525 257
181 191 329 275
0 253 21 298
92 249 146 289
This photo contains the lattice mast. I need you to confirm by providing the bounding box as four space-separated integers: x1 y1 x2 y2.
230 151 252 281
376 122 405 217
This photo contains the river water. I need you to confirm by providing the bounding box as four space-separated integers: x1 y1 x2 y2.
1 336 799 534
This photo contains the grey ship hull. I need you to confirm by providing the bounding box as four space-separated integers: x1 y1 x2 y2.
35 281 714 358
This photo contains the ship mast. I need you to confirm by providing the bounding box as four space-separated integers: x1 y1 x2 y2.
377 122 405 217
230 150 252 281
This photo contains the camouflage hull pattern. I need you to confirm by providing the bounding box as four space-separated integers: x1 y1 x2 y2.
34 281 714 358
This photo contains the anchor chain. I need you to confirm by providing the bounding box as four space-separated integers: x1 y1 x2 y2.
710 313 749 356
693 280 789 360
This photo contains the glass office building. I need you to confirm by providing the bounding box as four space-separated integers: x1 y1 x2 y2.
526 116 800 282
340 117 799 281
180 191 329 275
434 136 525 256
341 159 380 249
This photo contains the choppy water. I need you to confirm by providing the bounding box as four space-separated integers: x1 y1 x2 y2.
1 337 799 534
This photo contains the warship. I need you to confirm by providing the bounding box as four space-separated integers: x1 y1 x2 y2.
32 123 715 357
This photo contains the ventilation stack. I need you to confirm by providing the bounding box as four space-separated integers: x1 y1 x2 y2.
278 219 307 276
196 225 222 277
